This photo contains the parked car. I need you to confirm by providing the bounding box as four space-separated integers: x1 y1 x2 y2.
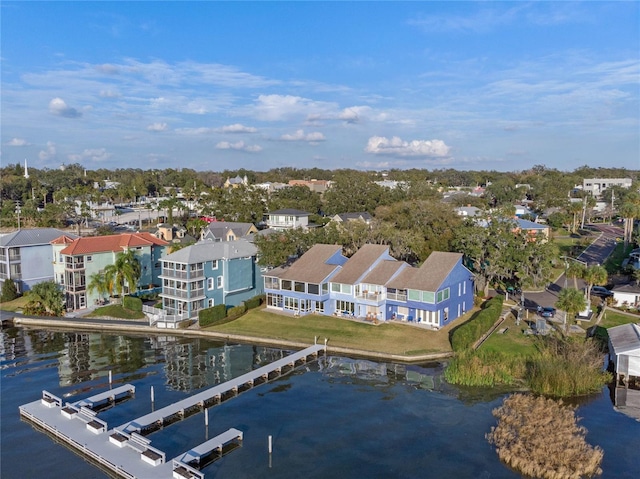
591 286 613 297
537 306 556 318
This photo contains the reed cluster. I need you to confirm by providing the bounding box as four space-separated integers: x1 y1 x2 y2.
487 393 603 479
527 337 611 397
444 349 526 387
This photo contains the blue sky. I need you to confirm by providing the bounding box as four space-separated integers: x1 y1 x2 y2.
2 1 638 172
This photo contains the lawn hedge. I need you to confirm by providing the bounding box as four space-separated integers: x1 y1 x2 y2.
451 295 504 352
245 294 264 310
199 304 227 327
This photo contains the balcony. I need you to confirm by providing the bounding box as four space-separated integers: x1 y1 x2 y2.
161 269 204 280
387 292 407 302
65 262 85 270
356 291 384 302
66 283 86 292
161 288 205 300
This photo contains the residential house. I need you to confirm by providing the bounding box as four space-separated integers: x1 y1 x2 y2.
264 244 348 315
263 244 474 328
52 233 168 311
154 223 196 245
608 323 640 387
385 251 474 328
201 222 258 242
330 212 373 226
266 209 311 231
288 179 331 194
159 238 263 318
0 228 78 293
455 206 482 217
224 175 249 188
513 218 550 242
612 283 640 309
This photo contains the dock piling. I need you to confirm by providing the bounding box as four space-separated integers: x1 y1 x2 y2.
109 370 112 388
268 434 272 454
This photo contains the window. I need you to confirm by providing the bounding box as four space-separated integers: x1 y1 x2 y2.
322 283 328 294
211 260 218 270
315 301 325 313
207 278 215 290
331 283 340 292
340 284 351 294
436 288 450 303
294 281 305 292
208 298 215 307
422 291 435 303
308 283 319 295
463 281 466 295
281 280 292 291
335 300 354 314
217 276 223 288
408 290 421 301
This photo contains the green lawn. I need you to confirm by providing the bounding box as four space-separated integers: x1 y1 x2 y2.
0 295 30 312
206 308 458 356
598 309 640 329
480 311 539 356
86 304 146 320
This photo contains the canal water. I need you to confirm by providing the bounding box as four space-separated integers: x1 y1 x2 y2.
1 327 639 478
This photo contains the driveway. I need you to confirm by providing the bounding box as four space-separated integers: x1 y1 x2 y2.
523 223 622 311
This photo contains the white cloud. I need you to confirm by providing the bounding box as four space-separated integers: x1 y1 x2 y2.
147 122 169 132
49 97 82 118
280 129 326 142
67 148 112 163
338 106 371 123
175 127 216 135
38 141 57 161
6 138 29 146
252 94 335 121
220 123 257 133
100 89 121 98
215 141 262 152
365 136 450 158
95 63 120 75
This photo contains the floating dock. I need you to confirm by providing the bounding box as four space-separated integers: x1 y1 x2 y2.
19 343 325 478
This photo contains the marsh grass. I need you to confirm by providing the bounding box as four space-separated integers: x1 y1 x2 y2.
444 350 527 387
527 337 611 397
487 393 603 479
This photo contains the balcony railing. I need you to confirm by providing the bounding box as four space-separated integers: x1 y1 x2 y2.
161 269 204 280
161 288 205 299
66 283 86 292
356 291 384 301
387 292 407 302
65 262 85 270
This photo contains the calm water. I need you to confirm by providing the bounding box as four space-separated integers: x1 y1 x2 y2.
1 327 639 479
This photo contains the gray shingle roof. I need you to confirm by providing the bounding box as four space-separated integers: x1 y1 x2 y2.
267 244 344 284
162 238 257 264
203 222 256 240
0 228 76 247
361 260 408 286
268 209 311 216
388 252 463 292
331 244 390 285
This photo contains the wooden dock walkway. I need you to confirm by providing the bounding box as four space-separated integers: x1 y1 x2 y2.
19 343 325 479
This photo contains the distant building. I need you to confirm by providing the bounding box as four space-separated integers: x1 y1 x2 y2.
455 206 482 217
288 179 331 194
583 178 632 196
266 209 311 231
607 323 640 387
224 175 249 188
0 228 77 293
201 222 258 242
330 212 373 225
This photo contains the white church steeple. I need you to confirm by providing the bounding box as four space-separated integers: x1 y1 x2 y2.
24 159 29 179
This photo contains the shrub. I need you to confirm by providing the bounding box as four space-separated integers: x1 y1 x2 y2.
123 295 143 312
1 279 20 302
245 294 264 310
451 295 503 352
227 303 247 319
199 304 227 327
487 393 603 479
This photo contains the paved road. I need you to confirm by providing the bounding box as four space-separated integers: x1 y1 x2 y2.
523 223 622 311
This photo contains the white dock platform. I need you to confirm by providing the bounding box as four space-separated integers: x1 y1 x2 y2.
119 343 325 435
19 343 325 478
73 384 136 409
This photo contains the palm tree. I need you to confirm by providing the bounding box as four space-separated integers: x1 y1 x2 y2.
566 261 585 289
556 288 587 334
104 249 141 297
582 265 608 304
87 272 111 304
